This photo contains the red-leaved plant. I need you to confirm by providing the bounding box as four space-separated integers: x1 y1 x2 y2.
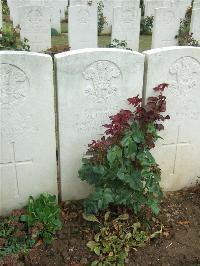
79 84 169 216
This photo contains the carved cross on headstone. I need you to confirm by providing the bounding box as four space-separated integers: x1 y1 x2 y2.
0 142 32 195
162 126 190 176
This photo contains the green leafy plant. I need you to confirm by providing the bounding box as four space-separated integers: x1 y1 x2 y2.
79 84 170 216
107 39 132 50
0 212 34 259
140 16 154 35
84 212 162 265
0 25 30 51
0 193 62 261
97 0 107 35
176 4 200 47
21 193 62 244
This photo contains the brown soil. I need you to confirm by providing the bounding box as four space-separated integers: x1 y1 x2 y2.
1 185 200 266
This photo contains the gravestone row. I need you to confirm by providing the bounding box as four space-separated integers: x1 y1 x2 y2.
1 46 200 216
152 2 200 49
8 0 68 32
4 0 200 52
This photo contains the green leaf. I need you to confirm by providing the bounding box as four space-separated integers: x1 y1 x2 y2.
104 211 110 222
114 213 129 221
94 233 101 242
150 225 163 239
94 246 101 256
91 261 99 266
93 165 106 175
82 213 100 223
146 123 157 134
128 141 137 156
131 123 145 143
87 241 98 251
148 199 160 215
86 188 114 212
141 168 153 178
107 146 122 165
121 134 132 147
137 149 156 167
132 222 141 232
20 215 28 222
122 134 138 159
117 170 143 191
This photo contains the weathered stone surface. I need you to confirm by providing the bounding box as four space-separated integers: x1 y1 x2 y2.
55 48 144 200
48 1 62 33
121 0 140 8
171 0 192 20
12 0 43 27
59 0 68 20
143 47 200 191
12 0 61 32
112 6 141 51
101 0 140 35
68 4 97 49
0 51 57 215
152 7 180 48
145 0 172 17
193 1 200 9
70 0 88 5
19 6 51 52
190 8 200 42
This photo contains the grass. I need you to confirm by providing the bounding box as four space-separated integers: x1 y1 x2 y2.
51 33 152 52
61 21 68 33
52 21 152 52
52 34 68 47
139 34 152 52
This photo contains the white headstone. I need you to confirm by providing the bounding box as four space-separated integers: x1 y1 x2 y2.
70 0 87 5
100 0 115 34
59 0 68 20
143 46 200 191
100 0 140 35
0 51 57 215
145 0 172 17
55 48 145 200
12 0 42 27
190 8 200 42
12 0 21 27
68 5 97 49
19 6 51 52
112 7 141 51
122 0 140 8
171 0 192 20
151 7 180 48
45 0 62 33
12 0 62 33
193 1 200 9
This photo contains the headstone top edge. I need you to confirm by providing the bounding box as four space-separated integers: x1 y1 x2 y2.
0 51 52 60
55 48 144 59
143 46 200 56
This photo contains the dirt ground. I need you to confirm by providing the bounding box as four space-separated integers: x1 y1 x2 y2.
1 185 200 266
